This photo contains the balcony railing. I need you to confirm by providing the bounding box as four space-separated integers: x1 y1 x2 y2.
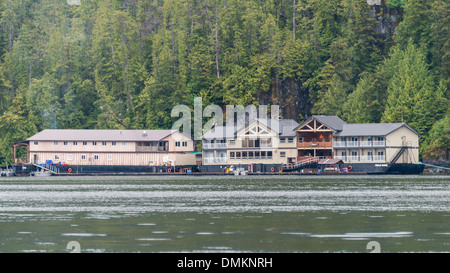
373 141 385 147
203 157 228 164
203 143 215 149
203 157 215 163
333 142 346 147
334 155 386 162
298 141 332 149
347 142 359 147
203 143 228 149
360 141 372 147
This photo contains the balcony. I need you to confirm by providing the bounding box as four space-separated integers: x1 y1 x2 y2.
333 142 346 147
374 155 385 161
216 157 227 163
203 143 228 149
347 142 359 147
298 141 332 149
203 157 227 164
373 141 385 147
360 141 372 147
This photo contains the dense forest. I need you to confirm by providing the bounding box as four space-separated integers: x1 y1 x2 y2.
0 0 448 166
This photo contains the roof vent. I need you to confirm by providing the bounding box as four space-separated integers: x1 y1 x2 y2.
142 130 147 137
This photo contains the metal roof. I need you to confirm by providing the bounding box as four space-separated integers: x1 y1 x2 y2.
27 129 179 142
335 123 420 137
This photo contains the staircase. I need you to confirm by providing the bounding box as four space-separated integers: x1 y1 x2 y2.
283 157 321 171
32 163 59 174
390 147 407 163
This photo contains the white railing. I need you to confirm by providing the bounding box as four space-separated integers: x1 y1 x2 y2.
215 143 228 148
359 155 373 162
334 156 346 161
347 142 359 147
333 142 346 147
203 158 215 163
373 141 385 147
347 156 359 162
216 157 227 163
360 141 372 147
373 155 385 161
203 143 215 149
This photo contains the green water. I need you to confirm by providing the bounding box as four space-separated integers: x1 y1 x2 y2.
0 175 449 253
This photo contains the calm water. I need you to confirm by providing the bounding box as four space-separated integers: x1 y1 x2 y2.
0 175 449 253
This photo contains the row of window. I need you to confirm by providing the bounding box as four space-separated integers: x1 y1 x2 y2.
54 154 113 161
230 151 274 160
33 141 127 146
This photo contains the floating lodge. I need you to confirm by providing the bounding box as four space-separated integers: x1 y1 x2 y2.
12 115 425 176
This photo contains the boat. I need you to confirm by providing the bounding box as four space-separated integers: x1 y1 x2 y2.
0 165 15 177
31 170 52 177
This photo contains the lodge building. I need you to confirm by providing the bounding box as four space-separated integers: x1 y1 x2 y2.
201 115 421 173
24 129 197 167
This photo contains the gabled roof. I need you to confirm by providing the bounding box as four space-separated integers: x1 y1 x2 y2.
296 115 347 131
335 123 420 137
202 118 299 139
27 129 181 142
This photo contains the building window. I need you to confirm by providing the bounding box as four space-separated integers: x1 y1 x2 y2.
182 141 188 147
122 142 126 146
267 151 273 159
94 155 99 160
55 155 60 160
248 151 254 159
229 140 235 145
73 141 78 146
341 137 346 142
378 151 384 156
280 152 286 158
54 141 59 146
102 141 107 146
92 141 97 146
287 138 294 143
81 155 86 160
175 141 181 147
298 137 304 143
236 152 241 159
280 138 286 144
34 141 38 145
64 141 68 146
67 154 73 161
83 141 87 146
107 155 112 161
112 141 116 146
230 152 235 159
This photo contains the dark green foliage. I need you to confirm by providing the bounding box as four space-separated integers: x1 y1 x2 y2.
0 0 448 165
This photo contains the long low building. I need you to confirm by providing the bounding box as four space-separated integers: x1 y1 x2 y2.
22 129 198 168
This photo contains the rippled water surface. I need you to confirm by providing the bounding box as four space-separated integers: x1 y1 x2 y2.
0 175 449 252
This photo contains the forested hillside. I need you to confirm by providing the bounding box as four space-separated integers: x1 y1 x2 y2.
0 0 448 165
